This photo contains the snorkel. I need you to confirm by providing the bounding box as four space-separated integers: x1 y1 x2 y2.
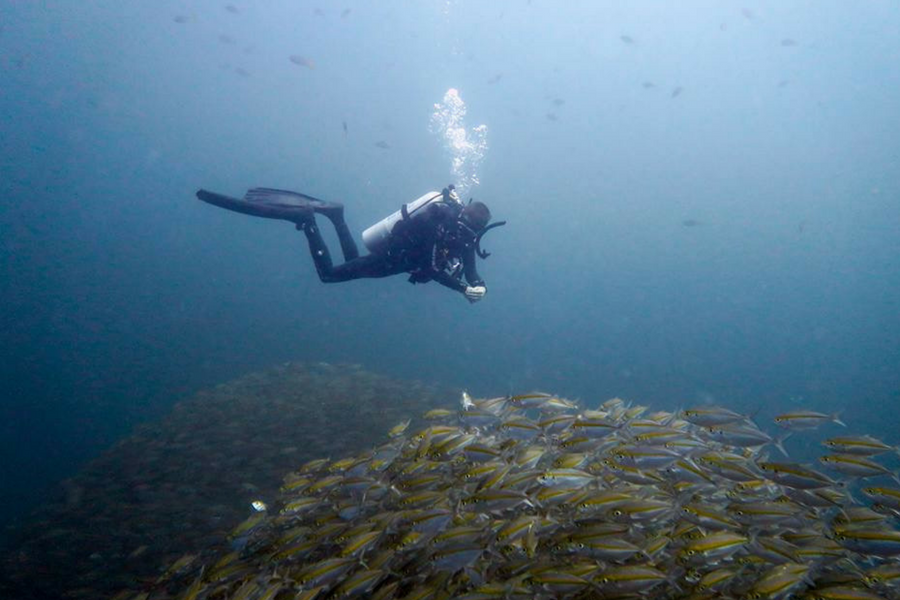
474 220 506 259
459 197 506 259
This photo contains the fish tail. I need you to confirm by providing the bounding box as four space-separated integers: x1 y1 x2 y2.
773 432 791 458
662 409 680 427
832 412 846 427
665 569 685 595
747 404 763 423
891 470 900 487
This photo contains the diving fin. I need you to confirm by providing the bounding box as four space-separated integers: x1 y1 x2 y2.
244 188 344 221
196 188 342 224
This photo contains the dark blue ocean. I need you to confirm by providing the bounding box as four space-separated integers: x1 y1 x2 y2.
1 0 898 558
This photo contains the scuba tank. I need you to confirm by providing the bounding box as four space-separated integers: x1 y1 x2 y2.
361 187 461 254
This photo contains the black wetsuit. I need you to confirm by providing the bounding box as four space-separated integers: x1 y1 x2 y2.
301 200 485 295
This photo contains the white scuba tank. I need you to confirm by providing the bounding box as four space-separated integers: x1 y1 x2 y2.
361 190 460 254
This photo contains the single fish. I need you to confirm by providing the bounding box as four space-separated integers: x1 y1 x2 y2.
774 410 845 430
537 468 594 488
704 423 788 456
819 454 899 481
296 557 357 587
834 528 900 557
387 419 411 438
750 562 811 598
595 565 668 594
682 406 748 427
423 408 452 419
697 567 740 592
336 569 384 597
289 55 315 69
823 435 897 456
681 503 740 530
758 461 837 489
681 531 749 563
509 392 576 411
862 486 900 511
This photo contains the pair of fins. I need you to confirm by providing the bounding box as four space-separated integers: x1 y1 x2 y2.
196 188 342 223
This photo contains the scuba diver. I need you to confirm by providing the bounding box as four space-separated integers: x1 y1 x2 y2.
195 185 504 303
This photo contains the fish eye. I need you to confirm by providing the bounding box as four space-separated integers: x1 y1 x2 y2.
612 510 622 516
736 510 744 516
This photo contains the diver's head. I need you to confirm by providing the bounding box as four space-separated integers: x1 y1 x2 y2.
460 201 491 232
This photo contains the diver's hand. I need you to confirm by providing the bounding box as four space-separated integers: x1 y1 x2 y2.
464 286 486 303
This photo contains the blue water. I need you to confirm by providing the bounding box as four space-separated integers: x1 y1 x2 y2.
1 0 898 538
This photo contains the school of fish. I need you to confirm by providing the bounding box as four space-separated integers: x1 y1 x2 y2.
0 363 456 600
149 393 900 600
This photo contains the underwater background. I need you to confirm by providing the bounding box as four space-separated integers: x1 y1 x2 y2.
1 0 899 587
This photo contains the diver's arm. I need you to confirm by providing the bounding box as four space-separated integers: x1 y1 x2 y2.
432 264 485 303
432 270 468 294
462 245 485 288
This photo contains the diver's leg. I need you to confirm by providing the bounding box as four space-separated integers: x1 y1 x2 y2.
322 207 360 262
299 218 339 282
327 254 405 281
300 216 404 283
